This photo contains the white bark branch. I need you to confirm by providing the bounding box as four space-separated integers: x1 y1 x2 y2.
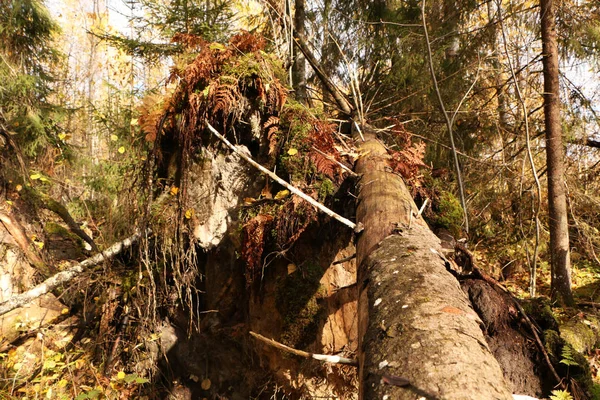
0 232 143 317
250 331 357 366
206 121 357 231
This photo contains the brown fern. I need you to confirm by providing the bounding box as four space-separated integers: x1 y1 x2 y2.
229 30 266 53
309 151 337 181
263 115 280 155
241 214 274 286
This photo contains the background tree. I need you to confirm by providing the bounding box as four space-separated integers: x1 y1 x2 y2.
541 0 574 305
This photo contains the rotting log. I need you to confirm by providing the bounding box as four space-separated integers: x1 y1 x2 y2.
354 128 512 399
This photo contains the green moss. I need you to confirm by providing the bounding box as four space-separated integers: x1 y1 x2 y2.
433 191 464 236
317 178 335 201
276 261 326 348
221 51 287 86
560 319 599 354
44 222 84 246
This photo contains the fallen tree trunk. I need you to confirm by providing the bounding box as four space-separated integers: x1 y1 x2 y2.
354 127 512 399
0 231 142 316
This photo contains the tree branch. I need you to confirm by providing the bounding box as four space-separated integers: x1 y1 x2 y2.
250 331 358 366
292 32 354 116
206 121 357 231
0 210 56 277
0 231 143 317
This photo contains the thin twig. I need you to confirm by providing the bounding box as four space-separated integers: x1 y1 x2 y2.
421 0 469 233
206 121 357 231
250 331 358 366
497 0 542 297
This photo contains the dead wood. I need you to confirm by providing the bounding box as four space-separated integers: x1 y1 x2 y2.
354 128 512 399
0 231 143 317
0 210 56 277
24 187 98 251
292 32 353 116
206 121 357 231
249 331 357 366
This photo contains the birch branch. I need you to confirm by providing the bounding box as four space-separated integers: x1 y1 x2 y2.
0 231 143 317
206 121 357 231
250 331 358 366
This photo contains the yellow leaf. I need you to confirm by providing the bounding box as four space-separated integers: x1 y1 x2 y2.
209 43 225 51
117 370 126 380
185 209 194 219
170 186 179 196
110 134 118 141
30 173 41 180
118 146 125 154
58 133 67 140
201 378 211 390
15 184 22 191
130 118 138 126
58 379 68 388
61 308 69 315
274 190 290 200
287 148 298 156
287 263 297 274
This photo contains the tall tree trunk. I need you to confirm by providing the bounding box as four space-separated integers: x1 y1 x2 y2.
292 0 307 103
354 126 512 399
540 0 574 305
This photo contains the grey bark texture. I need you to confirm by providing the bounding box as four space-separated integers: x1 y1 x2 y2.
540 0 573 305
354 129 512 399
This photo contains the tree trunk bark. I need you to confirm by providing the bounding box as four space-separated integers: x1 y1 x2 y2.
354 127 512 399
292 0 307 103
540 0 574 305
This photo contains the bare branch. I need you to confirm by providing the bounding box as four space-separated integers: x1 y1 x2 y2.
250 331 358 366
421 0 469 233
207 121 357 231
0 232 143 317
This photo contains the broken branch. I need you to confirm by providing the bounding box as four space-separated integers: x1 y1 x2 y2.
206 121 357 231
0 231 143 317
0 210 55 277
250 331 357 366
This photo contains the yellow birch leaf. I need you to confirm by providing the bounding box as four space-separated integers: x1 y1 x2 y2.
130 118 138 126
274 190 290 200
118 146 125 154
170 186 179 195
287 148 298 156
110 134 118 141
117 370 126 380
